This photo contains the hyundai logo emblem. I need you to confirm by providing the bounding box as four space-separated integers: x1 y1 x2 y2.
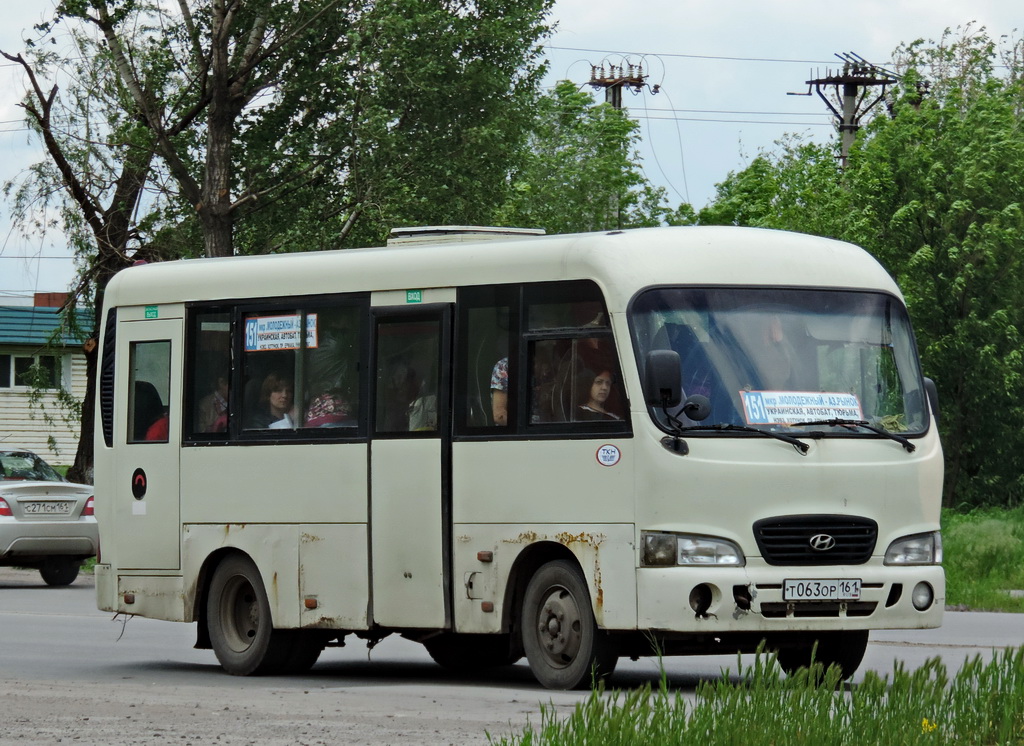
809 534 836 551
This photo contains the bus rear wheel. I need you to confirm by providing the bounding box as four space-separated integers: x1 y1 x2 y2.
521 560 617 689
207 554 292 675
776 630 869 681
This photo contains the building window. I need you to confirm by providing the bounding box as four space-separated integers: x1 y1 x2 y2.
0 354 61 389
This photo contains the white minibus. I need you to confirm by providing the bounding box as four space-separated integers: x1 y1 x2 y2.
94 225 943 689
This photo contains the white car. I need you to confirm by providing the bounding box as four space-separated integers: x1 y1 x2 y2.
0 449 97 586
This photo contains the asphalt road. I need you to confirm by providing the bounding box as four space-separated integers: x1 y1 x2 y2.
1 568 1022 745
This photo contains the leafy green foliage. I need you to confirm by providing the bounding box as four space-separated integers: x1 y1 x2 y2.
943 506 1024 611
696 28 1024 507
496 80 672 233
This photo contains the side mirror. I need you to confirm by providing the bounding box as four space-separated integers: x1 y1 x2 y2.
682 394 711 422
644 350 681 408
923 377 940 427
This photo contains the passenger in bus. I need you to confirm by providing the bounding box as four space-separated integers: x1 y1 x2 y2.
197 374 229 432
305 389 351 427
246 372 296 429
305 314 358 428
576 368 621 421
748 313 798 390
490 357 509 426
133 380 168 441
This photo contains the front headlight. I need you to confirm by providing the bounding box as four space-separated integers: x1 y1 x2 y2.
642 531 745 567
884 531 942 565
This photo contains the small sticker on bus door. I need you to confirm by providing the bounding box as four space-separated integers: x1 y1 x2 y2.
596 444 621 467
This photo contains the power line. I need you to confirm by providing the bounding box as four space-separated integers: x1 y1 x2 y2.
632 106 824 117
632 114 831 126
549 45 840 65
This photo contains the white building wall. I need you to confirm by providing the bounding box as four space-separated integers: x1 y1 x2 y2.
0 350 87 466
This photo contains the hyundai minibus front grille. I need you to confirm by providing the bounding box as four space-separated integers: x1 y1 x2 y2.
753 515 877 565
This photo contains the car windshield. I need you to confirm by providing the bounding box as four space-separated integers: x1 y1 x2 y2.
0 451 66 482
631 287 929 436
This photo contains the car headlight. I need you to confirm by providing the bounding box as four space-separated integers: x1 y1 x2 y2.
642 531 745 567
884 531 942 565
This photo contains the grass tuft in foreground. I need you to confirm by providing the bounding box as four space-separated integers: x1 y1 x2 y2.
943 506 1024 611
491 648 1024 745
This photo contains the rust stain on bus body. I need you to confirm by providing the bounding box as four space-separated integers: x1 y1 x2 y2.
502 531 539 544
554 532 606 616
554 531 606 549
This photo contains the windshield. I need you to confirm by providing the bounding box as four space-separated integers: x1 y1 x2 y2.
0 451 66 482
631 288 929 436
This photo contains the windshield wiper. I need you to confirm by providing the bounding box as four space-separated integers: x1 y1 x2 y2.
670 422 809 454
788 418 916 453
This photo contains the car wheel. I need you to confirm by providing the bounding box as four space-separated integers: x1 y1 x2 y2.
521 560 617 689
776 630 869 680
39 558 80 586
206 554 292 675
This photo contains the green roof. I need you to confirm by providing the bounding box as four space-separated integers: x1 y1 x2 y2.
0 306 92 347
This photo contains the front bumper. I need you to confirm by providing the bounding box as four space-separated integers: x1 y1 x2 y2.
637 563 944 632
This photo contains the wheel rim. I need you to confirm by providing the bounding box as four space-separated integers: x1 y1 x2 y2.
534 585 583 669
220 574 260 653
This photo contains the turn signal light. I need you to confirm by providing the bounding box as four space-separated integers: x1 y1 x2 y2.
82 496 95 517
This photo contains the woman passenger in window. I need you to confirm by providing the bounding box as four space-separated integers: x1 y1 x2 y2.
247 372 296 429
577 369 621 421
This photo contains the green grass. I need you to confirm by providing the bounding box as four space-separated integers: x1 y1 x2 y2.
491 648 1024 745
489 508 1024 745
943 506 1024 612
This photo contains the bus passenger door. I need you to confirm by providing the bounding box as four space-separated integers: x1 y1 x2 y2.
113 315 183 570
370 306 451 629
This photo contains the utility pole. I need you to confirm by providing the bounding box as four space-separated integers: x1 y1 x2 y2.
588 62 649 110
583 60 651 230
798 53 898 168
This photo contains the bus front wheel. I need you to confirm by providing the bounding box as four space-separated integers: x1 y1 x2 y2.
207 554 291 675
776 630 869 680
521 560 617 689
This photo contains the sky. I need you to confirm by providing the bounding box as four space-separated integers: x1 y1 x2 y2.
0 0 1019 302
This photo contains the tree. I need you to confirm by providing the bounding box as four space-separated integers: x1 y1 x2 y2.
2 24 162 482
4 0 553 479
47 0 553 257
496 80 672 234
237 0 554 251
697 27 1024 508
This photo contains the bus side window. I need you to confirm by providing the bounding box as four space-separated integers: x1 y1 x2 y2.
128 340 171 443
187 311 231 437
523 281 626 427
302 306 360 429
464 305 511 428
375 318 440 434
533 337 625 423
